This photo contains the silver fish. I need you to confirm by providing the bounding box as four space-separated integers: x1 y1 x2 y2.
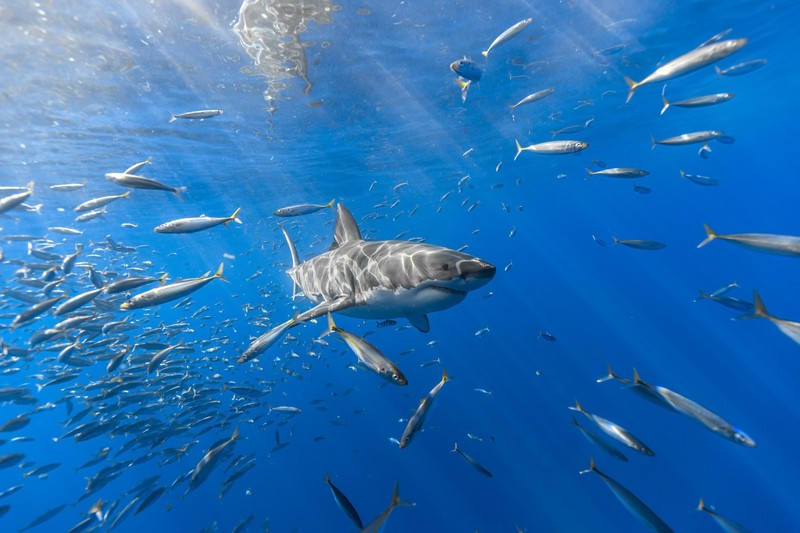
0 182 34 214
697 498 752 533
625 38 747 102
698 224 800 256
482 18 533 58
273 200 335 217
715 58 767 77
121 263 224 310
660 85 735 115
510 88 554 109
325 313 407 385
399 369 449 448
586 167 649 178
326 473 363 530
169 109 223 123
74 192 131 213
105 172 185 198
651 131 732 146
569 399 654 456
612 237 666 250
451 442 493 477
514 139 588 160
155 208 242 234
580 458 674 532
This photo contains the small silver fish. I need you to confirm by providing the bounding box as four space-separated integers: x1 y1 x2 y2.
169 109 223 123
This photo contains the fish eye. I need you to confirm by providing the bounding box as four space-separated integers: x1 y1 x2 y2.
442 263 450 271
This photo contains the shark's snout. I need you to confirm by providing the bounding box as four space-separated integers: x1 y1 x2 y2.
457 259 496 285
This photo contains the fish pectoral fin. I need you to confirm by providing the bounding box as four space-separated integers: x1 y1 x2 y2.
407 314 430 333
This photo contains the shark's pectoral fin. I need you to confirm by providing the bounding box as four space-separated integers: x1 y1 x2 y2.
296 296 355 324
407 313 430 333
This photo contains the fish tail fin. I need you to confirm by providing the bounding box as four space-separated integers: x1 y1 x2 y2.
169 114 177 123
174 186 188 201
579 457 596 475
481 50 489 58
624 77 638 103
715 65 723 77
649 134 657 150
514 139 523 161
320 312 336 338
660 85 670 115
27 181 35 193
451 442 459 453
36 383 45 393
596 362 618 383
568 398 586 415
230 424 239 441
697 224 717 248
752 290 770 319
325 198 335 209
227 207 242 225
441 367 449 383
158 273 169 283
390 480 414 508
211 263 227 282
584 168 595 178
697 498 706 511
611 235 620 245
121 191 132 199
696 289 711 302
632 368 645 385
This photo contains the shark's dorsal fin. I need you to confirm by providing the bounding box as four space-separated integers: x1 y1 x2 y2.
331 204 362 250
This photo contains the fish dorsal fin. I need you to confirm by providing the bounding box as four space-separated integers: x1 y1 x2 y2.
331 204 361 250
407 314 430 333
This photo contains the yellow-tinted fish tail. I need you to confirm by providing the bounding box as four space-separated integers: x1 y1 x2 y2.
697 498 707 512
325 198 336 209
697 224 717 248
514 139 524 161
624 76 640 103
227 207 242 225
481 50 489 58
441 367 449 384
584 168 596 178
660 85 670 116
210 263 226 282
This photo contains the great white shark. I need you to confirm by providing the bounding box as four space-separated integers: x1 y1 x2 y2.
239 203 496 363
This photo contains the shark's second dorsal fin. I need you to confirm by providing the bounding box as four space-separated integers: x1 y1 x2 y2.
331 203 362 250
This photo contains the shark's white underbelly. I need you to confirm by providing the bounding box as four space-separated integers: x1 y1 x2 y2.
319 285 467 320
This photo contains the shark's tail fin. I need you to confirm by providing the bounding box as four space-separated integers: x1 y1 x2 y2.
279 224 301 300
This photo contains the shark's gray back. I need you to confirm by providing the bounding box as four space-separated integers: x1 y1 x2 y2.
289 240 446 304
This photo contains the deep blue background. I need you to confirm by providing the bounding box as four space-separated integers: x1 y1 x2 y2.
1 0 799 531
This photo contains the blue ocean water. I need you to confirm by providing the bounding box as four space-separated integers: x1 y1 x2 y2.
1 0 799 531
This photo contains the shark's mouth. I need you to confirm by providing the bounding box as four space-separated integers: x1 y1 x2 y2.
429 285 467 296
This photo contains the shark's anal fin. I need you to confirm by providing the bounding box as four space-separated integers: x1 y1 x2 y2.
407 314 430 333
331 204 362 250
